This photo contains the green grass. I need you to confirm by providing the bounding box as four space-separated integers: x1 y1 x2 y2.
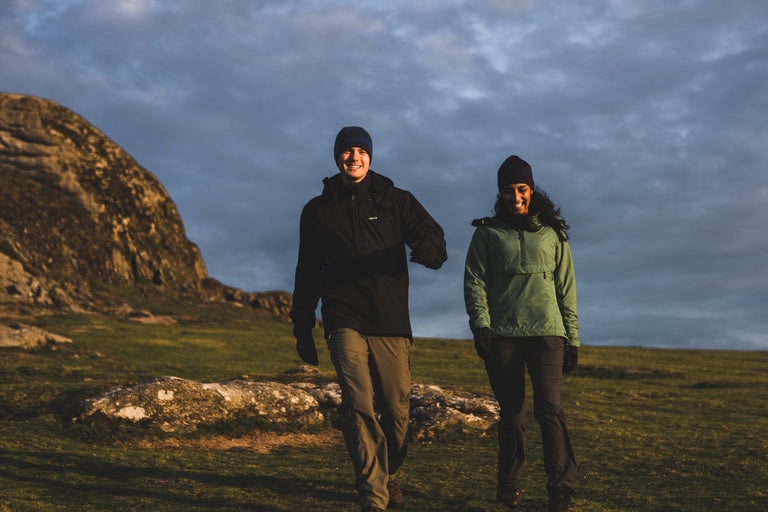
1 303 767 511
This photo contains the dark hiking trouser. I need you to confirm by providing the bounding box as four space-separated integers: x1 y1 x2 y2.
327 328 411 510
485 335 577 494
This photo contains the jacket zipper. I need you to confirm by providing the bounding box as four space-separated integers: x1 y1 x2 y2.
518 229 526 267
351 192 362 251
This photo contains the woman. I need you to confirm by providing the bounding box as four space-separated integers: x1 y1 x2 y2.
463 155 579 512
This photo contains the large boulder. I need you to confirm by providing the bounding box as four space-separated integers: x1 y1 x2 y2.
80 376 324 432
80 376 500 439
0 93 208 304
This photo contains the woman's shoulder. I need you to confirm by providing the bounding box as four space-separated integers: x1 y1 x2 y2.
471 216 503 228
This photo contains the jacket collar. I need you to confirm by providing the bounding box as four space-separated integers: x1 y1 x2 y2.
322 170 393 201
472 212 542 231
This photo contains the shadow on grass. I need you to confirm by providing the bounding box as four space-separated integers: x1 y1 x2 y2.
0 447 353 511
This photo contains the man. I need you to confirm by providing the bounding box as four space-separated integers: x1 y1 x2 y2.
289 126 447 512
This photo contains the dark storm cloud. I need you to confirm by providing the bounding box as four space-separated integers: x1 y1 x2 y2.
3 0 767 349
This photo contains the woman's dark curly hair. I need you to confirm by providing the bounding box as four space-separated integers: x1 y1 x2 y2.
494 187 570 241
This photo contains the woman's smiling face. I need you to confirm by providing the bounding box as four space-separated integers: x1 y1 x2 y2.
501 183 532 215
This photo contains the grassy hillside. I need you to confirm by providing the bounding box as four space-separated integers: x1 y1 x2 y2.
1 303 766 511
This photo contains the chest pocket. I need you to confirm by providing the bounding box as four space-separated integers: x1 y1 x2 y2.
359 199 400 252
489 228 557 275
321 197 400 260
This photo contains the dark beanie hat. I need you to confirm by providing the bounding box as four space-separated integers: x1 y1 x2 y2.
497 155 534 191
334 126 373 163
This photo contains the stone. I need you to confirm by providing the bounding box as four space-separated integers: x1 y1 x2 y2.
409 383 500 441
0 322 73 349
78 377 500 438
79 376 324 432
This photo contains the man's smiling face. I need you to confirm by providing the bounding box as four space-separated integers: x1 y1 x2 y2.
337 146 370 183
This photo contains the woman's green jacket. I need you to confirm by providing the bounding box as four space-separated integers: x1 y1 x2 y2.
463 216 580 347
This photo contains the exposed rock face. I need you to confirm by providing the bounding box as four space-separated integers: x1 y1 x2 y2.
80 375 500 439
0 251 91 308
0 93 208 304
0 323 72 349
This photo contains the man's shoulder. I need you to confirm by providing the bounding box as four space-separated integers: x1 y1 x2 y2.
369 171 396 191
304 174 340 204
304 192 326 206
300 192 329 217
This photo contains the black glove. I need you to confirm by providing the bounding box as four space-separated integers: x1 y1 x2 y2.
562 345 578 374
409 239 446 270
473 327 494 360
294 328 318 366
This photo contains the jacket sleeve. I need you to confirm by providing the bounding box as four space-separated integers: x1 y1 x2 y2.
463 228 491 333
400 191 447 270
554 239 580 347
288 201 322 334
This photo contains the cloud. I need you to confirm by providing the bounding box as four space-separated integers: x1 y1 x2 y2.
3 0 768 349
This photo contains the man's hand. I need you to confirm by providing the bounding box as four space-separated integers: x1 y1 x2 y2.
562 345 578 374
294 328 319 366
473 327 494 360
409 238 447 269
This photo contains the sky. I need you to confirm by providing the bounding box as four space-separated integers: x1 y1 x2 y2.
2 0 767 350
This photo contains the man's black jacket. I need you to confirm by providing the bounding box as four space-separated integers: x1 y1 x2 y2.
289 171 447 339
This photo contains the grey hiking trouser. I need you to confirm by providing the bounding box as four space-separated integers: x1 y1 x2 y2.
327 328 411 511
485 335 577 493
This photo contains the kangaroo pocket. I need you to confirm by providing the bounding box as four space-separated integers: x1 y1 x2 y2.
489 272 565 335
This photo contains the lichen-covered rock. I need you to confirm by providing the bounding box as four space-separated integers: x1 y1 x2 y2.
290 380 500 440
0 93 207 301
79 376 500 439
410 383 499 417
408 383 499 441
291 381 343 408
80 376 324 432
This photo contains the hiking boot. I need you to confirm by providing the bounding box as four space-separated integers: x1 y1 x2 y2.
548 485 574 512
496 480 521 508
387 478 405 508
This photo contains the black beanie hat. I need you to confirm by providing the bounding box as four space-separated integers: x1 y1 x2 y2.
334 126 373 163
497 155 534 191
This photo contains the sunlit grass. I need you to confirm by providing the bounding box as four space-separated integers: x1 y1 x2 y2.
1 302 766 511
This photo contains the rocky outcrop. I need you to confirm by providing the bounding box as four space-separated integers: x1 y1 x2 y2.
0 92 305 323
80 376 324 432
79 375 500 439
0 323 72 349
0 93 208 305
201 279 294 323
